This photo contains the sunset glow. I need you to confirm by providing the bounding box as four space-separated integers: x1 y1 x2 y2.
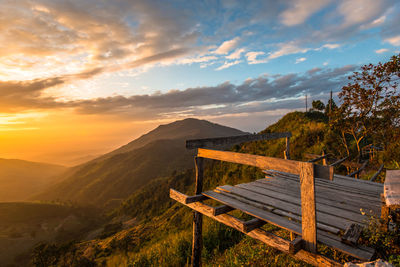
1 0 399 165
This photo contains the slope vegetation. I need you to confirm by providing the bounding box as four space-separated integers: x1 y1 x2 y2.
0 159 67 202
33 118 245 207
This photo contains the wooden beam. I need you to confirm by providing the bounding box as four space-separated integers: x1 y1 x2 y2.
197 148 333 180
307 153 331 163
170 189 341 266
213 205 234 216
242 218 267 233
384 170 400 208
289 236 304 254
348 160 368 178
192 156 204 267
285 137 290 160
330 156 349 167
169 189 208 204
186 132 292 149
341 223 363 245
300 162 317 253
370 164 384 182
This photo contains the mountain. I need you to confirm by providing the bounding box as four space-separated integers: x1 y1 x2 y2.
0 159 67 202
32 118 246 207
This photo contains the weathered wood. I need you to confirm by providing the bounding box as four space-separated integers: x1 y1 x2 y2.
256 178 381 216
348 160 368 178
341 223 363 245
384 170 400 208
300 162 317 253
285 137 290 160
213 205 235 216
370 164 384 182
266 170 382 199
307 153 330 163
289 236 304 254
197 148 333 180
171 188 373 261
169 189 208 204
334 174 383 188
219 184 362 229
186 132 292 149
243 218 267 232
330 156 349 167
192 156 204 267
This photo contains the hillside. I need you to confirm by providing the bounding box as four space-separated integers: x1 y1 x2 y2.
32 118 246 207
0 159 67 202
28 112 400 266
0 202 102 266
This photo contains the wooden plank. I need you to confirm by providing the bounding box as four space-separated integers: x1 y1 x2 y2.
341 223 363 245
171 188 373 261
307 153 330 163
169 189 208 204
186 132 292 149
243 218 267 233
348 160 368 177
330 156 349 167
213 205 235 216
219 184 361 229
334 174 383 189
266 170 382 199
216 186 342 233
285 137 290 160
370 164 384 182
203 190 374 260
203 190 303 233
384 170 400 208
256 178 381 216
289 236 304 254
300 162 317 253
170 189 291 252
197 148 333 180
192 156 203 267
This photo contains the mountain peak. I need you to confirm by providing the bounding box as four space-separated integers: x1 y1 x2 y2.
105 118 246 158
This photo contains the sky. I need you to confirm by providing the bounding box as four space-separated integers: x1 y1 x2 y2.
0 0 399 165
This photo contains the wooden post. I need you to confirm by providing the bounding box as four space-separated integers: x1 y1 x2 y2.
299 162 317 253
192 156 204 267
284 137 290 160
322 150 327 166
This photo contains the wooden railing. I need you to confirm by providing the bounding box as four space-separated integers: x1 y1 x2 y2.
186 132 334 266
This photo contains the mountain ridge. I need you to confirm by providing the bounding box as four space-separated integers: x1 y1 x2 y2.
32 118 246 207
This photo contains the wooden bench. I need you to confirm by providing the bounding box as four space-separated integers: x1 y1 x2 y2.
382 170 400 229
170 133 382 267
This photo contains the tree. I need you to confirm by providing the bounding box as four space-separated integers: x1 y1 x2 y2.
312 100 325 111
333 54 400 159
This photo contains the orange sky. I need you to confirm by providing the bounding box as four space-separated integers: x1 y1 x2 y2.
0 110 160 166
1 1 398 165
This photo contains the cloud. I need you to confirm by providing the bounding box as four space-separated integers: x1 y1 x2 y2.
338 0 387 27
268 42 309 59
0 65 356 120
295 57 307 64
280 0 331 26
384 35 400 46
226 48 246 59
216 60 242 70
245 51 268 64
214 37 241 54
375 48 389 54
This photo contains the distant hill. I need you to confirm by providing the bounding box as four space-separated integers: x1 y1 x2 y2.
0 202 101 266
0 159 67 202
33 118 246 207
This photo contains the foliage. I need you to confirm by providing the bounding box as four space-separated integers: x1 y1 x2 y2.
312 100 325 111
333 54 400 159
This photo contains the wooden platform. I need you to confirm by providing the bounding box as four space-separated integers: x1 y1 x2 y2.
171 133 385 266
204 171 382 260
